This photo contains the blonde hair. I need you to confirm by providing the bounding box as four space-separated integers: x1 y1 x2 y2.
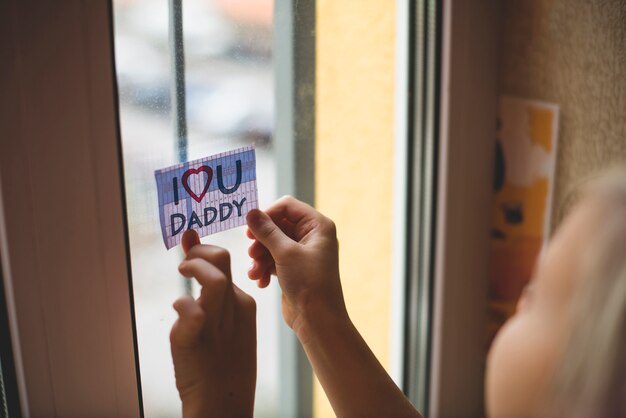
546 168 626 417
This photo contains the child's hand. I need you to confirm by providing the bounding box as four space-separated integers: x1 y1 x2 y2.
247 198 422 418
170 230 256 418
246 196 348 343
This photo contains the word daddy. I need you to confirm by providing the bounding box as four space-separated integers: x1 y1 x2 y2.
154 146 259 249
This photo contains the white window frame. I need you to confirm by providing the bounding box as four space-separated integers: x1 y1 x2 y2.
429 1 498 416
0 1 141 416
396 0 499 416
274 0 315 417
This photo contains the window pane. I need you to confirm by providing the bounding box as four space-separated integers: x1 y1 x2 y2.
113 1 278 416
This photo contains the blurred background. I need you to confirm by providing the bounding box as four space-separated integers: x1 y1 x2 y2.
112 0 279 416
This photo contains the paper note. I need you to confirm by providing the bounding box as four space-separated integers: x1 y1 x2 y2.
154 146 259 249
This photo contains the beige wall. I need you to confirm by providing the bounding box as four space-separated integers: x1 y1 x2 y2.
316 0 396 416
498 0 626 227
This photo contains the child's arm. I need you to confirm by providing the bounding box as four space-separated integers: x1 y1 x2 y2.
170 230 257 418
247 197 422 418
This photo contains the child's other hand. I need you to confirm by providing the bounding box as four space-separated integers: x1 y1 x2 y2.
170 230 256 418
246 196 347 343
247 198 422 418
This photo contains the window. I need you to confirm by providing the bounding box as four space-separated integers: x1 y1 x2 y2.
113 0 279 416
6 1 610 418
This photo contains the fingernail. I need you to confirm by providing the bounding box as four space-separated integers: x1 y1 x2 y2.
246 209 263 226
181 229 200 255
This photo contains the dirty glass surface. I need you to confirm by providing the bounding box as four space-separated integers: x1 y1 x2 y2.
113 1 279 416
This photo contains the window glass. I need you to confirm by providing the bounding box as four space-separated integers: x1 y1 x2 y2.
113 1 278 416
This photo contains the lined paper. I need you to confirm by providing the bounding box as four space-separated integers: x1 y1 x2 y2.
154 146 259 249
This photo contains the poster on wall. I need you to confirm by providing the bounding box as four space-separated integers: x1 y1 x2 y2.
488 97 560 345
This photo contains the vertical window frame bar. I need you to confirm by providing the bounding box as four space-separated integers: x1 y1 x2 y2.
429 1 498 416
390 0 410 388
403 0 442 414
168 0 188 165
274 0 316 417
168 0 191 296
0 1 143 415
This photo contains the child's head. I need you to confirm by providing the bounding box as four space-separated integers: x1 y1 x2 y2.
486 168 626 418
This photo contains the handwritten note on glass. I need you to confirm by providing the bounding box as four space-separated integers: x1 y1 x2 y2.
154 146 259 249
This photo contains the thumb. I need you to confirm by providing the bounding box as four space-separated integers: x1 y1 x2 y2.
246 209 291 255
181 229 200 255
171 295 204 347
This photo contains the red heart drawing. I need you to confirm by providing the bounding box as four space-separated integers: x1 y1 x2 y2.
181 166 213 203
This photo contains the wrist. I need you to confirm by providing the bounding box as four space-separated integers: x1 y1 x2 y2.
181 399 209 418
181 392 253 418
292 296 352 346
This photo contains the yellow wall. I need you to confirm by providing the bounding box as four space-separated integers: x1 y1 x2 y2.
315 1 396 416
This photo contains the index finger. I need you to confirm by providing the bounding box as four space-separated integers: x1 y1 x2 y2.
265 195 322 225
184 244 232 281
